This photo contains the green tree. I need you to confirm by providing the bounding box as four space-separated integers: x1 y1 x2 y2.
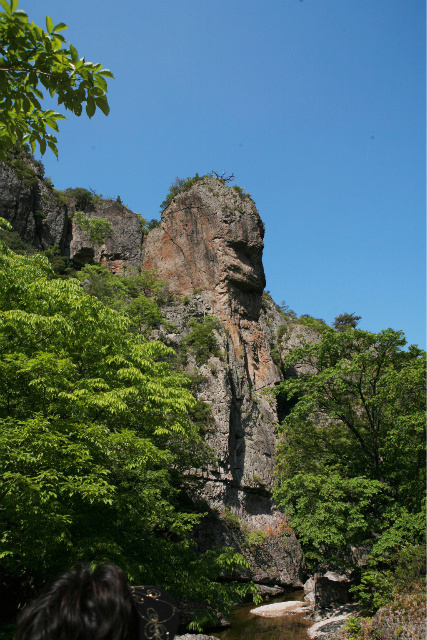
332 312 361 331
181 317 222 365
274 327 425 566
0 243 258 630
72 211 114 245
0 0 113 159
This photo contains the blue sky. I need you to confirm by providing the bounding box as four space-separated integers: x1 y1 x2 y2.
31 1 425 348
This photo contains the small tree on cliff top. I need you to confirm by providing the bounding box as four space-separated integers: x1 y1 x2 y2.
333 312 362 332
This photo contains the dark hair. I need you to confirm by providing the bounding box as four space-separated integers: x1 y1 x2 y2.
15 564 138 640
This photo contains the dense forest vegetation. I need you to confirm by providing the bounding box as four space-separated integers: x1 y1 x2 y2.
273 322 426 632
0 240 259 633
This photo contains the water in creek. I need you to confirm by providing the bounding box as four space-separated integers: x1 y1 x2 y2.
210 590 313 640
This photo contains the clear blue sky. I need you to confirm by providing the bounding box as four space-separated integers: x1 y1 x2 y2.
32 1 425 348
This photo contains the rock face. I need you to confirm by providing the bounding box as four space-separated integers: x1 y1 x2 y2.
142 178 305 587
0 162 69 251
313 572 352 611
0 159 144 273
69 199 143 273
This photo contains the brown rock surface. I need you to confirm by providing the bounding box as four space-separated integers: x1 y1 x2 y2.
142 178 278 391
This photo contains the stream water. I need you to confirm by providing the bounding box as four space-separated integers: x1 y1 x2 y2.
210 590 313 640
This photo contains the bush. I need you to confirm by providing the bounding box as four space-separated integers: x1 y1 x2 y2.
160 174 205 213
72 211 113 245
3 145 44 186
63 187 94 211
42 246 74 278
244 529 268 550
0 229 36 255
181 316 222 365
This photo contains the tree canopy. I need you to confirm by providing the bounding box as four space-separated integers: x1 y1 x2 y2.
0 243 257 630
274 327 426 569
0 0 113 159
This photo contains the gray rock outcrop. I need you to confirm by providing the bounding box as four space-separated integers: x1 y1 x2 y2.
69 199 143 272
0 161 69 251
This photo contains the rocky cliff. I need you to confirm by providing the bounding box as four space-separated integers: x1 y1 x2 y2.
0 159 69 251
0 162 308 588
141 178 306 587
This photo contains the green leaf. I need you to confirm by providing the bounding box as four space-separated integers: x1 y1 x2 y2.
94 97 110 116
10 0 18 10
52 36 63 51
47 140 58 158
94 75 107 92
53 22 67 32
69 44 78 63
85 96 95 118
13 9 28 20
99 69 114 79
0 0 11 13
46 15 53 33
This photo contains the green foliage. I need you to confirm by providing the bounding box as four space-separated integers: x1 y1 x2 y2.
0 242 256 630
76 263 126 307
270 342 282 370
41 245 74 277
188 399 215 434
181 316 222 365
147 218 161 231
73 211 113 245
344 615 362 639
0 1 113 159
232 184 251 199
160 174 204 213
136 214 161 234
52 188 67 207
244 528 268 550
64 187 95 211
277 324 288 342
0 228 35 254
221 508 242 530
298 314 327 332
351 544 426 614
76 264 173 336
333 312 362 332
3 144 43 185
279 300 297 319
274 327 426 568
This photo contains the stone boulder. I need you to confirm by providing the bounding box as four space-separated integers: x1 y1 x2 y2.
314 572 352 611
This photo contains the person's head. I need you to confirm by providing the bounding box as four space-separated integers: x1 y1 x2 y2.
15 564 179 640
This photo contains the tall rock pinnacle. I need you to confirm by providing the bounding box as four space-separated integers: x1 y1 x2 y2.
142 178 279 392
142 178 305 586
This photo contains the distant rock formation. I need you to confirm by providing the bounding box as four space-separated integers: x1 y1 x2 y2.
0 161 143 273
